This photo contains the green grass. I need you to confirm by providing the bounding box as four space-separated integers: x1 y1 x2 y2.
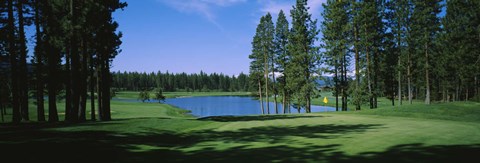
1 92 480 162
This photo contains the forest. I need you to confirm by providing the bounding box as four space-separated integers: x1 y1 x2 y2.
1 0 480 162
0 0 479 121
111 71 250 92
0 0 126 123
250 0 480 113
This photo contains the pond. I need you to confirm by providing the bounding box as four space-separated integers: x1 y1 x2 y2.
115 96 336 117
162 96 336 117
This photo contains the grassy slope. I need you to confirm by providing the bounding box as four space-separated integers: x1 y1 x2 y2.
1 92 479 162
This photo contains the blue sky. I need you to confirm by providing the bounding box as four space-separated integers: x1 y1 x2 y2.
111 0 326 76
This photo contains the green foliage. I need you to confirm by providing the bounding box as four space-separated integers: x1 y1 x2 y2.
138 90 150 103
348 81 369 110
274 10 293 111
286 0 320 113
321 0 349 111
441 0 480 102
410 0 442 104
111 88 118 99
154 88 166 103
112 71 249 92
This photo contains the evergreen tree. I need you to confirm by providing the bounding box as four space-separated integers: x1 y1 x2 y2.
410 0 442 104
274 10 291 114
321 0 349 111
34 0 46 121
249 16 266 114
385 0 413 105
354 0 384 109
154 88 166 103
7 0 21 123
288 0 320 113
261 13 275 114
443 0 480 102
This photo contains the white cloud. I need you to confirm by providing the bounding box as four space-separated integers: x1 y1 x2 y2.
202 0 247 6
258 0 326 20
308 0 326 15
260 1 292 16
159 0 246 24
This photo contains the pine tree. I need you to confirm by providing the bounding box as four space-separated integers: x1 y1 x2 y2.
288 0 320 113
321 0 349 111
249 16 265 114
355 0 384 109
7 0 21 123
34 0 46 121
262 13 275 114
274 10 291 114
443 0 480 102
385 0 412 105
410 0 441 104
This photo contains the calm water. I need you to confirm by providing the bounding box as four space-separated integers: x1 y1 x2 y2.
161 96 336 117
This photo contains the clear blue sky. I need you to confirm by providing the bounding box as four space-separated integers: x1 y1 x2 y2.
111 0 326 76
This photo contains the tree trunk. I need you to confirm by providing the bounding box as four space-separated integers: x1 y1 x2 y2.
344 52 348 111
271 60 278 114
425 43 430 105
264 53 269 114
354 26 361 110
466 87 469 102
442 85 446 103
373 49 378 108
102 59 111 120
90 50 96 121
455 82 459 101
306 95 311 113
1 104 3 122
65 46 72 121
8 0 21 123
97 62 103 120
341 57 345 111
258 80 264 114
366 48 373 109
282 93 286 114
335 60 339 112
408 51 412 104
70 0 80 122
397 22 402 106
44 2 59 122
447 89 450 102
34 0 45 122
17 0 29 121
476 76 479 102
47 49 59 122
78 38 88 122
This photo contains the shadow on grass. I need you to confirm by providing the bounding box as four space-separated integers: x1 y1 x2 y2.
0 122 478 163
198 114 328 122
190 124 383 144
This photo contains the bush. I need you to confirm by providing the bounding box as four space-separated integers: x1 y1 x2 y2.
138 90 150 103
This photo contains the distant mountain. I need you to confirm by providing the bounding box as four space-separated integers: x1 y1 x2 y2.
316 76 334 87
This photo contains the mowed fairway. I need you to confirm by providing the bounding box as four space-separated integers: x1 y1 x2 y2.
1 95 479 162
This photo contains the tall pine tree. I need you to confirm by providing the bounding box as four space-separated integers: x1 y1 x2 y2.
288 0 320 113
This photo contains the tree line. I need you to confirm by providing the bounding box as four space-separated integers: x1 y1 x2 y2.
0 0 126 123
112 71 250 92
250 0 480 114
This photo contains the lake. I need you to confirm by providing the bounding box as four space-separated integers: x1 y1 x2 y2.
161 96 336 117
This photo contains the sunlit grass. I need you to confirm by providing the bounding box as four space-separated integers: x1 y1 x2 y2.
1 92 479 162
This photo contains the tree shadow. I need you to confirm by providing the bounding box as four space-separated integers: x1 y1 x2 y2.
190 124 383 144
198 114 329 122
0 122 478 163
349 143 480 163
